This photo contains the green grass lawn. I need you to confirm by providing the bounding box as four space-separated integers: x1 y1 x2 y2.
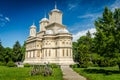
0 66 63 80
73 66 120 80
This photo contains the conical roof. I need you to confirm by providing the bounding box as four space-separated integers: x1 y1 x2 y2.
50 2 62 13
31 22 36 28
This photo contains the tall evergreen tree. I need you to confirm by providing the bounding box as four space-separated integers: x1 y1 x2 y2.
13 41 22 62
113 8 120 69
94 7 115 57
21 41 26 61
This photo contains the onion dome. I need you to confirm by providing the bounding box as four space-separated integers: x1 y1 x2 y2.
40 17 49 23
50 2 62 13
30 22 36 28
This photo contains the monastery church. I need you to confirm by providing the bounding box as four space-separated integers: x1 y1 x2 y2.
24 4 74 65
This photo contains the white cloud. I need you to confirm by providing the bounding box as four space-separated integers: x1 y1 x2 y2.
73 28 96 42
78 14 94 18
78 13 102 21
110 0 120 11
0 14 10 27
5 17 10 22
68 4 77 10
67 0 81 10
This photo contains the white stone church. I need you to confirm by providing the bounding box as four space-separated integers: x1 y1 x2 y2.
23 4 74 65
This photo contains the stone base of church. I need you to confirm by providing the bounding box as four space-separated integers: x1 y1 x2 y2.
23 58 74 65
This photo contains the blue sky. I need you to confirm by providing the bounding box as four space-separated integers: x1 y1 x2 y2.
0 0 120 47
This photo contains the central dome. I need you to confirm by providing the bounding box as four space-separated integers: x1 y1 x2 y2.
51 8 60 12
50 3 62 13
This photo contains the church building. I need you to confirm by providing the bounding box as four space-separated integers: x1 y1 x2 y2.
23 4 74 65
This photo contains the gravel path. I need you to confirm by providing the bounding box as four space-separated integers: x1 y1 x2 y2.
61 66 87 80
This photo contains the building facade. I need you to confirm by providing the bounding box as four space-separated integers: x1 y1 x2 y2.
23 5 74 65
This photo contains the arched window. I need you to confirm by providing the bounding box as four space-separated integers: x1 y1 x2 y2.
30 52 31 58
62 42 65 44
37 51 40 57
56 49 57 57
45 49 47 57
33 51 35 58
49 49 51 56
66 49 68 56
70 49 71 56
66 42 68 44
63 49 64 56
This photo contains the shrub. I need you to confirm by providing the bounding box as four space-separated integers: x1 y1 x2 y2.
7 61 16 67
49 63 59 68
30 64 53 76
42 65 52 76
70 64 80 68
79 63 88 68
88 61 94 67
24 63 31 67
0 62 6 66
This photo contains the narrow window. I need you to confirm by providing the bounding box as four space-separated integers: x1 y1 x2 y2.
66 49 68 56
63 49 64 56
49 49 51 56
45 49 47 57
56 49 57 57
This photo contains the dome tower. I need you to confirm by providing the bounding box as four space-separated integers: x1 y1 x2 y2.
39 14 49 32
49 2 63 24
30 22 36 37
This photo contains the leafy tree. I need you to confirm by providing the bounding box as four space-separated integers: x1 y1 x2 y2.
72 42 78 62
3 47 13 63
73 34 93 67
0 40 4 62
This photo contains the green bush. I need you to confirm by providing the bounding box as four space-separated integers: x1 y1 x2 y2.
49 64 59 68
7 61 16 67
79 63 88 68
70 64 80 68
24 63 31 67
88 61 94 67
0 62 6 66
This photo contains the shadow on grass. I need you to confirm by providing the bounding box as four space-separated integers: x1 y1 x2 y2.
84 68 120 75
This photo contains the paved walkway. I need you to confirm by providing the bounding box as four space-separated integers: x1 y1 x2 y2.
61 66 87 80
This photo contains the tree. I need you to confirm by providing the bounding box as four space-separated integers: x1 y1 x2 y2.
113 8 120 69
94 7 115 57
94 7 120 67
0 40 4 62
72 33 93 67
72 42 78 62
3 47 13 63
21 41 26 61
13 41 22 62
